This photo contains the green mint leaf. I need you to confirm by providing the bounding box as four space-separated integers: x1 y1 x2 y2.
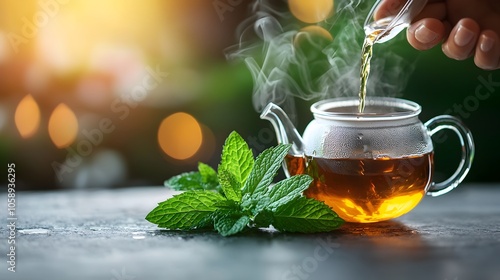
165 168 219 192
219 131 254 185
242 193 270 217
214 199 240 210
146 191 225 230
218 169 242 202
252 196 270 215
198 162 217 184
267 175 313 210
213 210 250 236
164 172 204 191
242 144 291 196
272 197 344 233
253 209 274 228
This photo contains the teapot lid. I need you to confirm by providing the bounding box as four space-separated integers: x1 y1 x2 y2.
311 97 421 121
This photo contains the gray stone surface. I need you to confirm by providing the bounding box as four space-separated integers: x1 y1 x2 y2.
1 185 500 280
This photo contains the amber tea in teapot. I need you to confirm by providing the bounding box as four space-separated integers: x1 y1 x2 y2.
285 153 433 223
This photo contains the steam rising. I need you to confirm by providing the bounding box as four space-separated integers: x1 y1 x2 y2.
227 0 415 118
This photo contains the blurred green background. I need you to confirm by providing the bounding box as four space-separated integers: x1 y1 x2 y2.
0 0 498 190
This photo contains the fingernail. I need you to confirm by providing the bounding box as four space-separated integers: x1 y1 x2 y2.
454 25 475 47
414 24 438 44
480 34 495 52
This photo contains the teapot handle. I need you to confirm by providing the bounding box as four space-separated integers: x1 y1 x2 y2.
425 115 475 197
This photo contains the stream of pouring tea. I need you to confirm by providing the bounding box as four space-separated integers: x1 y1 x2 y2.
358 20 391 113
358 32 376 113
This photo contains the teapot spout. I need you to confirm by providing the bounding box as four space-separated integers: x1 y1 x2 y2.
260 103 305 155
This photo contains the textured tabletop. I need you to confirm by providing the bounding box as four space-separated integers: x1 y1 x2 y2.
1 185 499 280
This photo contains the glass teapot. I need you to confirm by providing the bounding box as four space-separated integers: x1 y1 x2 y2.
261 97 474 223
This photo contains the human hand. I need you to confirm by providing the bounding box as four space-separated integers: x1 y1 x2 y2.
376 0 500 70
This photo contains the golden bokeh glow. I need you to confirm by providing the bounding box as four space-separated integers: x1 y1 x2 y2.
288 0 335 23
14 94 41 138
48 104 79 148
296 25 334 42
158 112 203 160
293 25 334 52
34 0 164 72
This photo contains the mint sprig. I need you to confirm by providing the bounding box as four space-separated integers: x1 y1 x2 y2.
146 131 344 236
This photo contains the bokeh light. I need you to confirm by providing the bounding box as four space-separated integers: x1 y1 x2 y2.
295 25 334 43
0 31 7 63
48 103 78 148
293 25 334 55
0 0 251 189
288 0 335 23
14 94 41 138
158 112 203 160
35 0 164 73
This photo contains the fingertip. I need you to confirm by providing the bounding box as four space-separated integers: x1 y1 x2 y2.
474 30 500 70
442 18 480 60
407 19 445 50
